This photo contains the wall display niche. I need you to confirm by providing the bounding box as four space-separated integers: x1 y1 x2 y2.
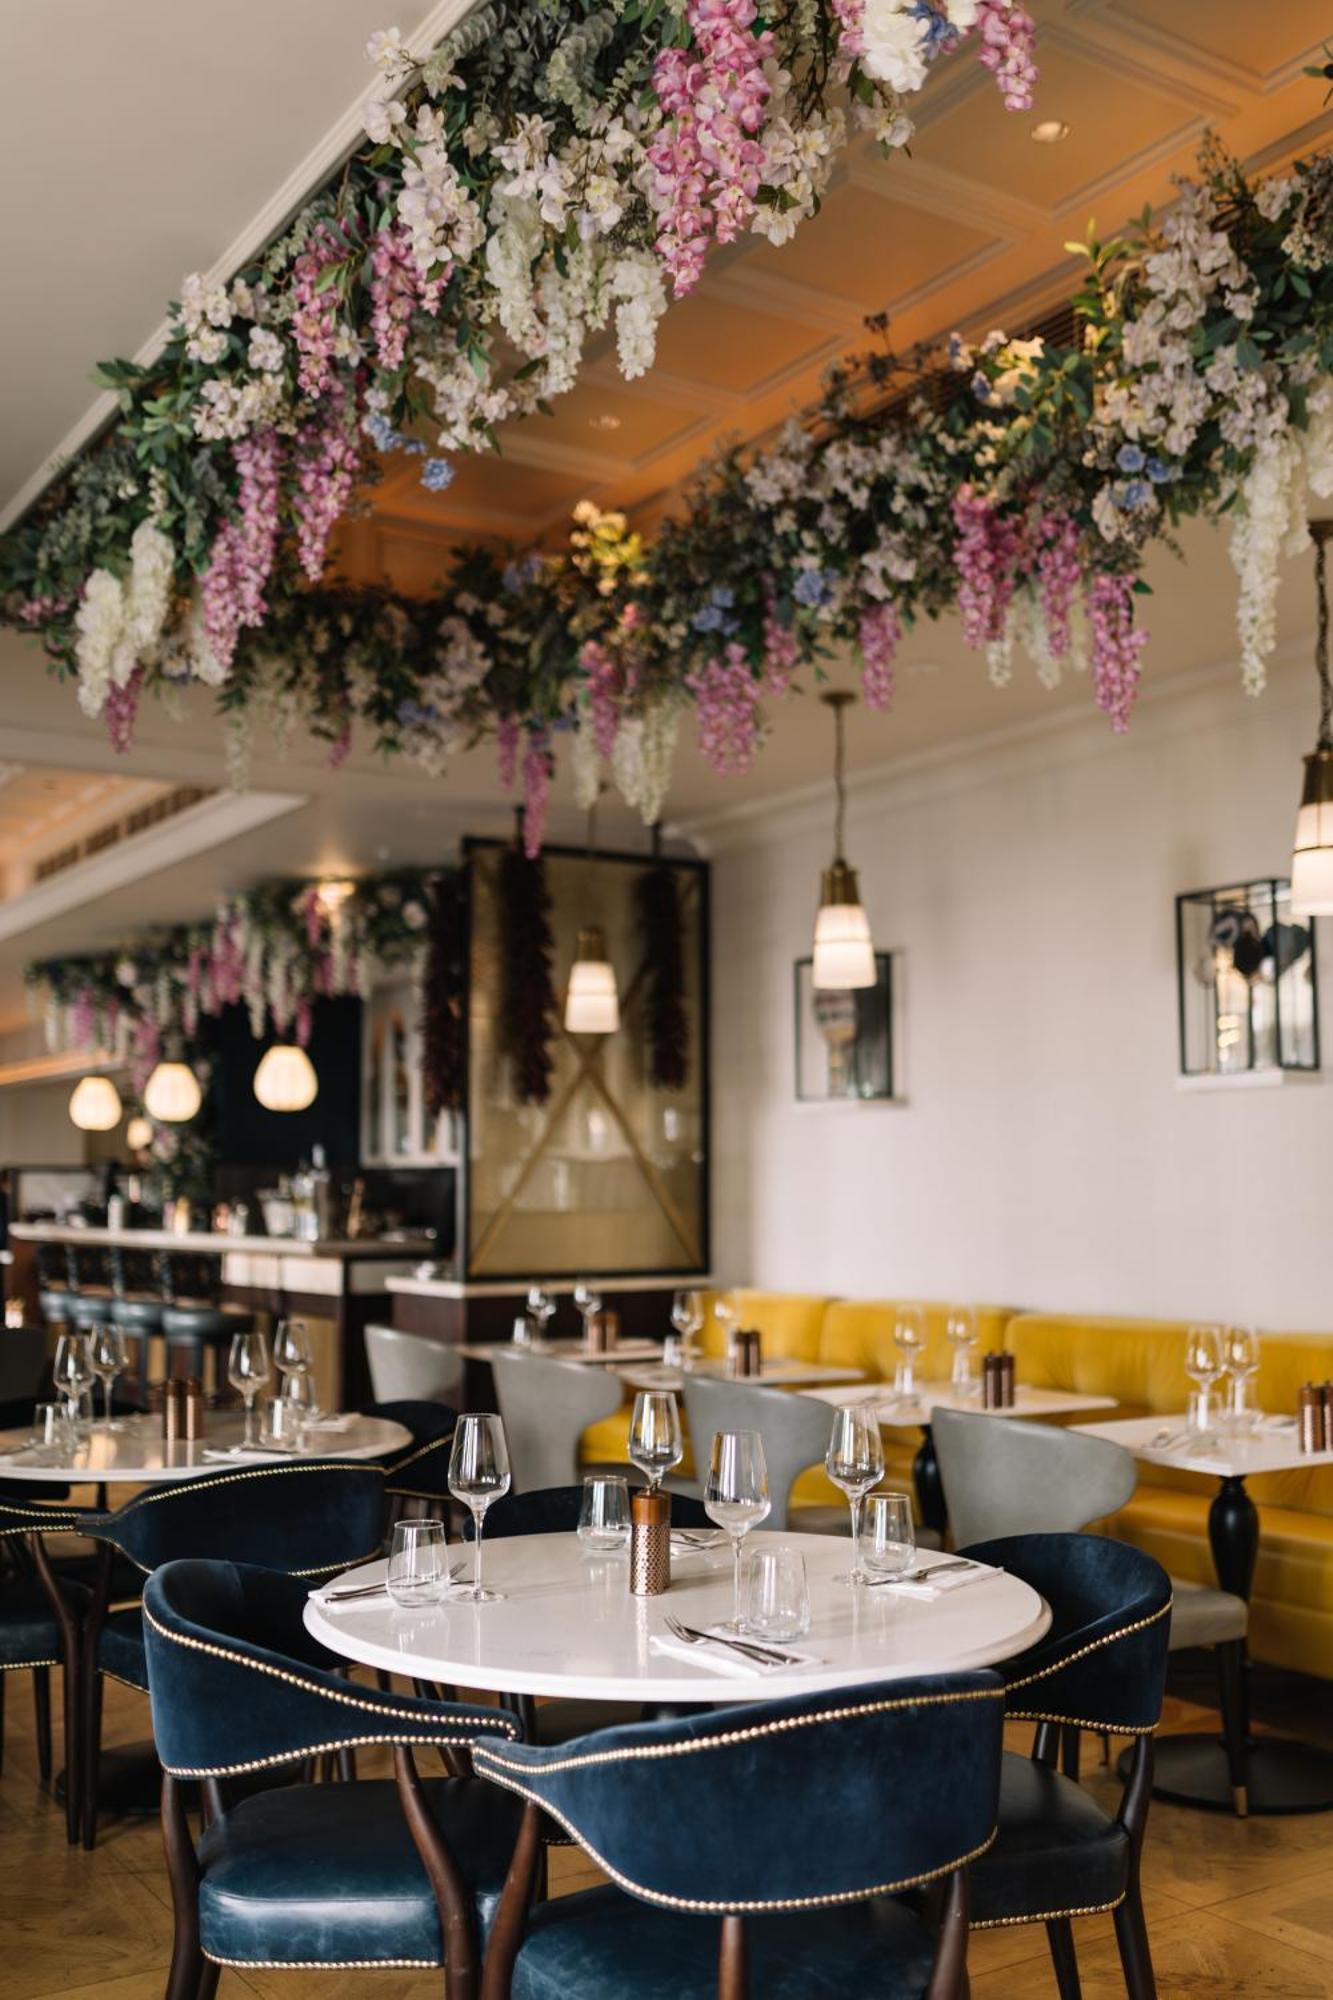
794 953 894 1102
463 839 709 1281
1176 880 1319 1080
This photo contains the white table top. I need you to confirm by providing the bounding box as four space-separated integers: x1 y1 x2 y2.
1075 1413 1333 1480
633 1358 866 1390
304 1530 1050 1705
806 1382 1118 1428
0 1411 411 1484
456 1339 666 1366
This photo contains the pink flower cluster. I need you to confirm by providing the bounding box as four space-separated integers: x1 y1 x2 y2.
762 607 799 698
1035 512 1080 661
70 988 96 1049
687 643 762 775
498 714 521 791
952 485 1020 650
648 0 775 297
580 639 623 759
976 0 1038 112
294 397 360 584
522 731 553 859
1087 571 1147 733
209 912 246 1009
105 665 146 754
369 223 443 373
829 0 864 60
290 225 349 399
201 428 282 673
17 593 70 625
858 602 901 713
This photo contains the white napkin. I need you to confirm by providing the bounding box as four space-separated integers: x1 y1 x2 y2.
308 1566 386 1608
307 1414 353 1432
669 1530 728 1558
648 1628 821 1676
865 1563 997 1602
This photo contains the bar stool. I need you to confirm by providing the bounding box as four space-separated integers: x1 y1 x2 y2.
160 1303 254 1388
108 1246 165 1410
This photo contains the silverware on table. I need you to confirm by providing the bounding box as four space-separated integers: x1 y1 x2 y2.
863 1560 998 1589
664 1615 802 1668
319 1563 463 1604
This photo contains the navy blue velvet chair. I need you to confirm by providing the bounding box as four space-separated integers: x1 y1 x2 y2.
0 1496 85 1838
957 1534 1172 2000
362 1398 459 1512
75 1460 387 1848
144 1559 526 2000
475 1669 1006 2000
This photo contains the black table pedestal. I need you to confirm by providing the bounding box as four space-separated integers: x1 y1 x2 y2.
911 1426 948 1540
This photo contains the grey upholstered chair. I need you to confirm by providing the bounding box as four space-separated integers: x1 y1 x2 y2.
932 1407 1251 1810
680 1375 847 1532
489 1351 624 1493
364 1322 462 1405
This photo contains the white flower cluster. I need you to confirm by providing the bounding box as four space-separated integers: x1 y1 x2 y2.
74 520 176 717
1229 377 1333 694
396 108 485 280
192 373 286 443
859 0 977 94
179 273 267 365
612 705 680 827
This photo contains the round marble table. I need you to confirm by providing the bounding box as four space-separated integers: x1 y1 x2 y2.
305 1531 1050 1705
0 1410 411 1484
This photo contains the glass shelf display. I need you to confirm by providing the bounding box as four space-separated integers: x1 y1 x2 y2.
1176 879 1319 1079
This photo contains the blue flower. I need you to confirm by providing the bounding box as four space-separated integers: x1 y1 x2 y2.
692 604 726 632
793 569 827 608
970 371 992 405
1146 457 1171 484
365 411 403 453
711 585 735 610
909 2 955 56
420 457 454 492
1116 443 1146 474
1115 479 1150 510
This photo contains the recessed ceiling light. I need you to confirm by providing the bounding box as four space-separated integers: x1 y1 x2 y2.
589 413 623 432
1031 119 1070 144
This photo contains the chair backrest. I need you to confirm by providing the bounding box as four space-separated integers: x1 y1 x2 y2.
680 1375 833 1528
79 1462 386 1578
144 1558 519 1777
957 1532 1172 1735
475 1669 1003 1911
489 1351 623 1493
364 1398 458 1501
467 1483 713 1539
931 1407 1136 1548
364 1323 462 1404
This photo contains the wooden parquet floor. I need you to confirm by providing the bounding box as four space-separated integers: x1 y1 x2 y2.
3 1662 1333 1999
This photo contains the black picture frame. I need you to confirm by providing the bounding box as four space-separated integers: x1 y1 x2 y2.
794 953 894 1101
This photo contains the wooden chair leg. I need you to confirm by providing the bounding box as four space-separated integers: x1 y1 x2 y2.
32 1667 52 1785
1046 1917 1082 1999
925 1870 970 2000
0 1666 6 1776
718 1915 749 2000
81 1666 103 1851
1112 1885 1157 2000
196 1961 220 2000
1216 1639 1250 1817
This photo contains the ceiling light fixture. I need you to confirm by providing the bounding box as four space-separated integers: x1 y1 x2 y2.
253 1042 319 1113
1291 520 1333 914
812 690 876 991
125 1115 153 1152
143 1057 202 1124
588 413 623 432
1030 119 1070 143
565 801 621 1035
68 1075 122 1132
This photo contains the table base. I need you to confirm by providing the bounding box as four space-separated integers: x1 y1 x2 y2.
54 1742 168 1821
1120 1733 1333 1816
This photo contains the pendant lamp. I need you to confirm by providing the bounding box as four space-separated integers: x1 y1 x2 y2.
564 801 621 1035
254 1042 319 1112
143 1055 202 1124
69 1075 122 1132
812 689 876 990
1291 520 1333 915
125 1115 153 1152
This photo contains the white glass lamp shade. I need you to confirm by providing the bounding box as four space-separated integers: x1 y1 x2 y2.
143 1060 202 1124
68 1075 122 1132
1291 750 1333 914
565 927 620 1035
125 1115 154 1151
812 861 876 991
253 1043 319 1113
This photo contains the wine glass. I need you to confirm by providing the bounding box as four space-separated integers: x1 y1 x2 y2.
628 1391 683 1493
670 1288 704 1367
228 1328 272 1447
87 1323 127 1433
945 1305 979 1396
573 1279 603 1348
1185 1324 1224 1433
386 1518 451 1608
449 1413 512 1603
826 1405 885 1584
704 1430 771 1631
526 1286 556 1345
273 1316 313 1385
862 1492 916 1581
893 1306 926 1403
1223 1326 1261 1432
52 1333 93 1433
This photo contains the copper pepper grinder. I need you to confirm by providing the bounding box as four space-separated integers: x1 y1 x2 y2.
629 1488 671 1596
183 1377 203 1443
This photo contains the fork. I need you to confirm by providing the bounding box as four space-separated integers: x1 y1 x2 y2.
664 1616 801 1668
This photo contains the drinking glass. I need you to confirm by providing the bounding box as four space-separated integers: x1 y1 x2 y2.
661 1333 685 1372
670 1288 704 1366
704 1430 771 1631
740 1545 810 1642
510 1313 535 1349
525 1287 556 1343
577 1473 630 1552
228 1328 272 1447
573 1279 603 1347
893 1306 926 1403
262 1395 307 1450
1223 1326 1261 1432
449 1413 512 1603
32 1402 73 1455
712 1291 736 1354
386 1517 451 1609
628 1391 683 1493
281 1368 319 1438
1185 1324 1224 1432
862 1492 916 1581
52 1333 93 1432
87 1323 128 1432
826 1405 885 1583
273 1316 313 1384
945 1306 979 1395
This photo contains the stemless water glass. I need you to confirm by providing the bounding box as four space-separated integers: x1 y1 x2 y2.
52 1333 93 1432
510 1313 535 1350
32 1402 73 1456
628 1391 683 1493
386 1517 451 1608
87 1323 128 1432
741 1545 810 1642
862 1492 916 1581
573 1279 603 1347
945 1306 979 1395
704 1430 771 1631
449 1413 512 1603
826 1405 885 1583
577 1473 631 1552
526 1287 556 1343
1223 1326 1261 1432
670 1288 704 1366
893 1306 926 1403
1185 1324 1224 1432
228 1328 272 1447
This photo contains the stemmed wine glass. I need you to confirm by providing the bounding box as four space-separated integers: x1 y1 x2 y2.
228 1328 272 1447
275 1317 320 1423
670 1289 704 1368
826 1405 885 1584
52 1333 93 1434
704 1430 771 1631
573 1279 603 1348
1185 1324 1224 1434
945 1305 979 1396
449 1413 512 1603
713 1290 736 1361
1223 1326 1261 1432
87 1324 127 1433
893 1306 926 1404
526 1287 556 1346
628 1391 683 1493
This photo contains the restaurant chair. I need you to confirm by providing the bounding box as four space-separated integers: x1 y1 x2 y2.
956 1533 1171 2000
366 1398 459 1520
475 1667 1006 2000
144 1557 526 2000
490 1352 623 1493
365 1321 462 1405
74 1460 387 1848
160 1250 255 1389
933 1408 1251 1810
0 1496 85 1840
681 1375 851 1533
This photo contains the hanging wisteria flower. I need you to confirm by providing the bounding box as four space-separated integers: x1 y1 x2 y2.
1087 571 1148 732
688 644 764 776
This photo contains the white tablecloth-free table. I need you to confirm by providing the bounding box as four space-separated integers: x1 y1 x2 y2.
0 1410 411 1485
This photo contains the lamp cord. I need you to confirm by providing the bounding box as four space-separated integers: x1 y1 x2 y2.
833 698 847 862
1317 525 1333 752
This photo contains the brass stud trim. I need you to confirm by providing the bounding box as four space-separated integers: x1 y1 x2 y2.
972 1894 1125 1931
1004 1599 1172 1695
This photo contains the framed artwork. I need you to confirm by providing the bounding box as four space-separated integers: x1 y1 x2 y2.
794 953 893 1101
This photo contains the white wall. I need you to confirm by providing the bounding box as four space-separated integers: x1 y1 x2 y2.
705 654 1333 1330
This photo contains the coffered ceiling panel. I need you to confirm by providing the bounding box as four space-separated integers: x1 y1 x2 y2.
743 184 1001 308
1106 0 1330 81
498 379 709 465
649 293 840 397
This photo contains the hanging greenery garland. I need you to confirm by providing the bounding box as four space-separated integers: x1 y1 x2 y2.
496 842 557 1106
636 860 689 1091
421 871 466 1118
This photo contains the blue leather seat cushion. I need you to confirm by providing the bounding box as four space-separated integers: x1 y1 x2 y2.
0 1578 65 1666
197 1778 524 1965
968 1753 1129 1924
510 1886 939 2000
97 1608 148 1690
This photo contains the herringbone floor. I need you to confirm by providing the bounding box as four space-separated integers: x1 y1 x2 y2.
3 1662 1333 1998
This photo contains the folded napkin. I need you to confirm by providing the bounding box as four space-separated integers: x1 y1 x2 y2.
669 1530 727 1557
648 1628 820 1676
307 1413 352 1432
866 1562 997 1601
